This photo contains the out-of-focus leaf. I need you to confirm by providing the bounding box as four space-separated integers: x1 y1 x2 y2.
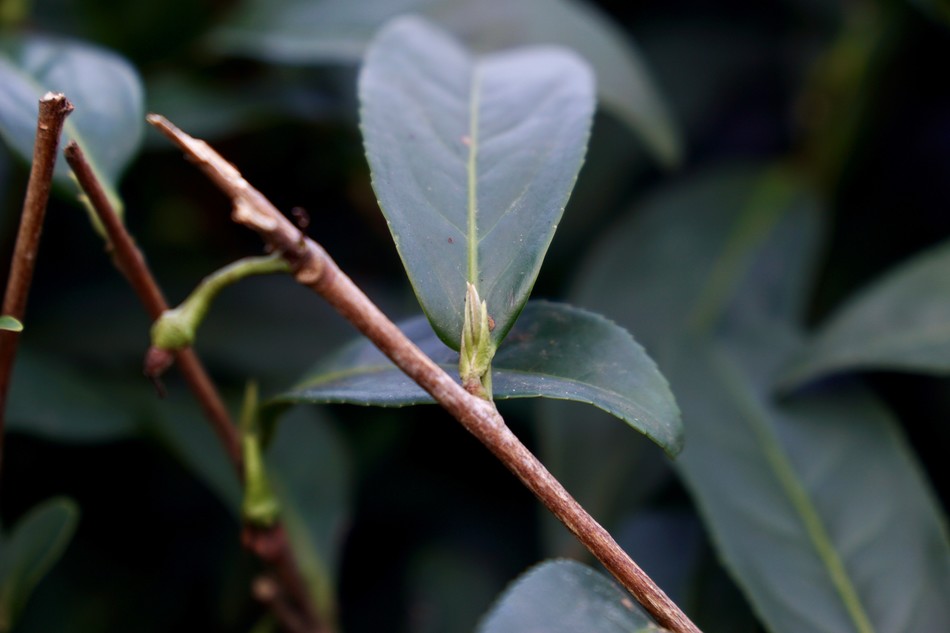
0 35 143 207
0 498 79 631
267 407 350 626
907 0 950 26
572 165 950 633
476 559 663 633
676 325 950 633
145 72 341 145
780 239 950 390
360 17 594 348
278 301 682 456
6 350 242 513
144 401 242 513
407 544 502 633
212 0 678 164
6 350 141 442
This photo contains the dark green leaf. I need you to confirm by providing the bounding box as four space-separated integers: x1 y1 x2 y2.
7 351 241 512
0 35 144 207
267 407 350 625
144 401 242 513
907 0 950 25
277 301 682 455
571 165 950 633
360 16 594 348
6 350 141 442
669 326 950 633
407 544 502 633
212 0 679 163
573 165 822 357
477 559 664 633
0 498 79 631
781 238 950 390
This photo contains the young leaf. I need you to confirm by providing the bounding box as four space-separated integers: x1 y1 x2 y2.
276 301 682 456
780 238 950 390
360 16 595 349
212 0 679 164
571 166 950 633
0 316 22 332
476 559 664 633
0 35 144 208
0 498 80 631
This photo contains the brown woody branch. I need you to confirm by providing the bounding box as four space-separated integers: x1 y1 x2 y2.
63 142 329 633
147 113 703 633
0 93 73 477
63 141 242 470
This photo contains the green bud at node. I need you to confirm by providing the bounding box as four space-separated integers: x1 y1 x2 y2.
240 381 281 527
459 282 495 400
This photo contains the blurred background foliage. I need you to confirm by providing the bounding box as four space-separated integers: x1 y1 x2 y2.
0 0 949 632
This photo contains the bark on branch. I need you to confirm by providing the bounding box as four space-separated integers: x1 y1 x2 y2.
64 141 329 633
0 93 73 477
147 113 702 633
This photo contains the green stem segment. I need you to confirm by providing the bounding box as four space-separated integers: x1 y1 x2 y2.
240 382 281 527
151 254 290 351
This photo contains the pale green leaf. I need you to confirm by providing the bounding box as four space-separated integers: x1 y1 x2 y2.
360 16 594 347
0 35 144 207
277 301 682 456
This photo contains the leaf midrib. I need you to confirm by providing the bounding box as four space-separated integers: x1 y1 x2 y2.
710 344 876 633
467 66 483 286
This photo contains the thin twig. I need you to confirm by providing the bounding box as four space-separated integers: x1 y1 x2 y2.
148 113 704 633
63 141 242 470
0 93 73 477
64 141 328 633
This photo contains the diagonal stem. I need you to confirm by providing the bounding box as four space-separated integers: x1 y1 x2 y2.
0 93 73 479
148 113 703 633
